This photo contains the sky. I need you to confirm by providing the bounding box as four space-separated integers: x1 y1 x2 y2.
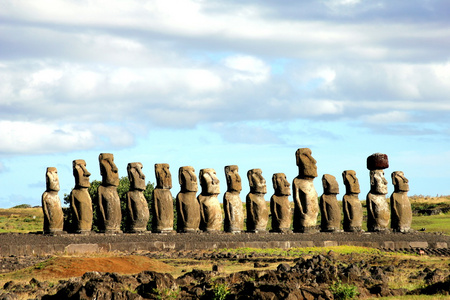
1 0 450 208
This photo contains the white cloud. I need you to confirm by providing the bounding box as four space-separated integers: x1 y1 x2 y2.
364 111 412 124
0 121 95 154
223 55 270 83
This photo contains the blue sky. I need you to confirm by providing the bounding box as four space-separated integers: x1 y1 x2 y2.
1 0 450 208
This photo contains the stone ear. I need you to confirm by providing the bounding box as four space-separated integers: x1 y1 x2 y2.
247 170 254 188
272 174 278 190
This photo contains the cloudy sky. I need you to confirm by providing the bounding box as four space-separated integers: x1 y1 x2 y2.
1 0 449 208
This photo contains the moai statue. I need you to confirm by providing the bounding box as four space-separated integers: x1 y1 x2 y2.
42 167 64 234
70 159 93 233
319 174 341 232
390 171 412 233
126 162 149 233
198 168 222 232
342 170 363 232
176 166 200 232
97 153 122 233
152 163 174 233
292 148 319 233
223 165 244 233
366 153 390 232
270 173 292 233
246 168 269 233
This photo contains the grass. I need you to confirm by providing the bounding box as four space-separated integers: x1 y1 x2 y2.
0 207 43 233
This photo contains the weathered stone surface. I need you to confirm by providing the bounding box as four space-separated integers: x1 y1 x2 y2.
70 160 93 233
342 170 363 232
126 163 149 233
152 163 174 233
319 174 341 232
97 153 122 234
198 168 222 232
292 148 319 233
367 169 390 232
246 169 268 232
367 153 389 170
270 173 291 233
390 171 412 233
223 165 244 233
42 167 64 234
176 166 200 232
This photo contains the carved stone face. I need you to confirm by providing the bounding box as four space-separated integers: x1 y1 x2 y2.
248 168 267 194
392 171 409 193
295 148 318 178
46 167 60 192
322 174 339 195
199 168 220 195
127 162 146 191
272 173 291 196
225 165 242 193
155 163 172 189
73 159 91 188
179 166 198 192
99 153 119 187
370 170 388 195
342 170 360 194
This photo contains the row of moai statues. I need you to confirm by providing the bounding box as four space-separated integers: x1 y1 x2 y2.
42 149 412 234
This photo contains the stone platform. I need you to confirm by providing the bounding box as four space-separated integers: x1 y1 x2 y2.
0 231 448 256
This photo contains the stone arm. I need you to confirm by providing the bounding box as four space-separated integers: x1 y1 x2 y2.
97 186 106 222
292 181 305 215
343 197 352 221
366 196 375 223
41 193 50 222
127 192 135 221
70 191 80 222
176 194 185 225
390 194 398 217
198 196 206 224
223 193 231 221
270 196 279 222
320 196 328 222
152 192 159 222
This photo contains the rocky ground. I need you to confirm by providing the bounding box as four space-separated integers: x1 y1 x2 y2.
1 231 450 299
1 251 450 299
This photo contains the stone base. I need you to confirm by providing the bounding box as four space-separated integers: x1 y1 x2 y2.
270 228 291 233
101 229 123 234
43 230 66 236
246 229 267 233
344 226 364 233
178 229 200 233
368 227 391 233
127 229 148 234
75 230 93 235
321 228 343 233
294 226 319 233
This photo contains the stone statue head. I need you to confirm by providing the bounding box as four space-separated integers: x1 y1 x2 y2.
342 170 360 194
155 163 172 189
295 148 318 178
73 159 91 188
46 167 60 192
225 165 242 193
178 166 198 193
272 173 291 196
322 174 339 195
392 171 409 193
199 168 220 195
247 168 267 194
370 169 388 195
99 153 119 187
127 162 146 191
